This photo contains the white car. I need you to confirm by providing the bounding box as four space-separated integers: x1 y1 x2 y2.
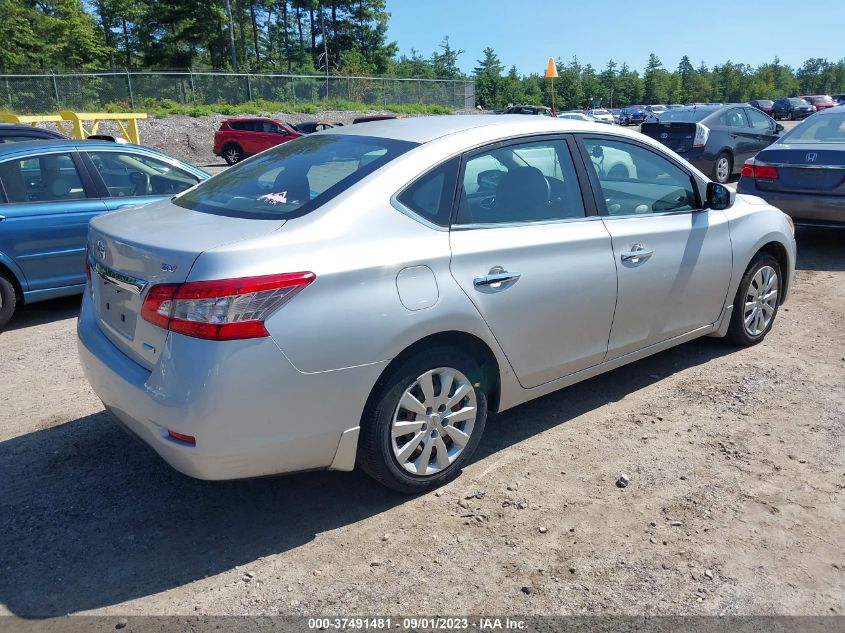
586 108 615 124
78 115 796 493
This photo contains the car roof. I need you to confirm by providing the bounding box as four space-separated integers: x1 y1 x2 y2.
815 104 845 115
0 138 176 158
318 114 650 144
0 123 64 135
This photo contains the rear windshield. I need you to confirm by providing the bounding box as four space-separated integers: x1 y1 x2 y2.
779 113 845 144
174 134 416 219
654 109 711 122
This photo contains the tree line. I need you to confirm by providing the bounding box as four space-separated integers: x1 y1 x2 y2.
474 50 845 110
1 0 843 110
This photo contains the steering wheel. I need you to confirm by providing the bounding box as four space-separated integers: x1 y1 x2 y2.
652 189 690 213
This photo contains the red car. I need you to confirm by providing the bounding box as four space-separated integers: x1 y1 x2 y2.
800 95 837 111
213 117 300 165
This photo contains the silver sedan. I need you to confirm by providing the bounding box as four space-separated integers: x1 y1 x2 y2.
78 115 796 493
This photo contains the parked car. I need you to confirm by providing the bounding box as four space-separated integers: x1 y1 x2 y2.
585 108 615 124
501 105 554 116
294 121 342 134
737 105 845 227
77 115 795 493
213 117 301 165
833 94 845 105
644 104 668 122
352 114 404 124
749 99 775 115
619 105 646 126
800 95 836 112
771 98 815 121
0 139 207 329
610 108 622 124
0 123 66 143
641 104 783 183
557 112 596 122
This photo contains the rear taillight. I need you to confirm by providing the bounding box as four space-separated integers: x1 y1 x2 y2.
693 123 710 148
141 272 315 341
84 245 92 285
741 159 779 180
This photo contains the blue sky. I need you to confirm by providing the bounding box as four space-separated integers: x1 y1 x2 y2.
386 0 845 75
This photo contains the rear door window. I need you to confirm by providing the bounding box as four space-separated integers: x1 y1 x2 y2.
0 152 87 203
720 108 749 127
456 138 585 225
174 134 416 220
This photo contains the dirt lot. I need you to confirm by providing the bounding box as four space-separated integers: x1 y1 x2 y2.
0 226 843 619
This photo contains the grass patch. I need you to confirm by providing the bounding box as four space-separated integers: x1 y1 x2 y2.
100 98 455 118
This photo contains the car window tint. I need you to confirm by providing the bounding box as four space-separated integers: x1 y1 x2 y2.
396 158 459 227
87 151 199 197
720 108 748 127
174 134 416 220
0 152 85 203
583 138 697 216
746 108 773 131
456 138 585 225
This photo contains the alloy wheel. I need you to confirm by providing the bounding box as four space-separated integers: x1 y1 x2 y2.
716 157 730 183
743 265 779 337
390 367 478 477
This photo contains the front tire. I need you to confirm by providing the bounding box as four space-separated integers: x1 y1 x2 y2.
0 274 17 331
357 347 489 494
726 253 782 346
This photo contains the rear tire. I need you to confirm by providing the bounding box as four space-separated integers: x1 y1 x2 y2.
222 143 244 165
712 152 732 184
726 253 782 346
0 274 17 331
357 347 489 494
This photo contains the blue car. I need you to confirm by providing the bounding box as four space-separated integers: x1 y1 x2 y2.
0 139 208 328
619 105 647 126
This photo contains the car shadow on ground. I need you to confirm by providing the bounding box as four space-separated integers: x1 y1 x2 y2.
3 295 80 332
0 335 734 617
795 227 844 272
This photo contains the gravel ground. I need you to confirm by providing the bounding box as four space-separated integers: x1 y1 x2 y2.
0 228 842 619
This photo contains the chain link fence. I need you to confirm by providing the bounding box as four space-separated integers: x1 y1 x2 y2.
0 71 476 114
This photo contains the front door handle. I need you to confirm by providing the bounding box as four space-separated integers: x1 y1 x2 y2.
0 215 5 222
474 266 521 288
621 245 654 263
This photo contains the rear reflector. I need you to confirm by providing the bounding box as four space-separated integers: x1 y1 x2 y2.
167 430 196 446
141 272 315 341
741 160 779 180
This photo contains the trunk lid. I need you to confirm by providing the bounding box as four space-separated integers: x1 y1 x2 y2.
641 122 698 153
88 199 285 369
754 146 845 195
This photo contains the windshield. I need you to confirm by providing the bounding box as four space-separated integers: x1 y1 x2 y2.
174 134 416 219
808 96 833 104
779 113 845 144
654 109 711 122
591 109 610 115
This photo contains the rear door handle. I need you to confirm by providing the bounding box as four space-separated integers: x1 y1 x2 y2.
621 245 654 263
474 269 521 287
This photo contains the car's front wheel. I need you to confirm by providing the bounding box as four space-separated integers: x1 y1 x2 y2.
0 273 17 331
357 347 488 494
726 253 782 346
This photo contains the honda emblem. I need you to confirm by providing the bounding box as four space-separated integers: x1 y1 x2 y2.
806 152 818 163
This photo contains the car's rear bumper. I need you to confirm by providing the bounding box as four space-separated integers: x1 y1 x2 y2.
736 180 845 226
77 291 385 480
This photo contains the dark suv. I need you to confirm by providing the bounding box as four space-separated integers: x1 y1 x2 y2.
771 98 815 121
0 123 66 143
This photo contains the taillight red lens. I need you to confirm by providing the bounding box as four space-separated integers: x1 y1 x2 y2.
84 245 92 285
167 430 196 446
741 161 779 180
141 272 315 341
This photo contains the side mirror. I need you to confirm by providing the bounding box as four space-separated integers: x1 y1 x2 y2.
706 182 735 211
775 123 784 133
